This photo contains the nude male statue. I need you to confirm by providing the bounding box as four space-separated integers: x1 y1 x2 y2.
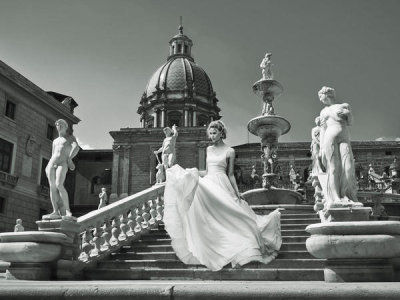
43 119 80 220
154 124 178 171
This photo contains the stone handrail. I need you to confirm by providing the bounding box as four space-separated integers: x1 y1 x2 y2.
75 183 165 265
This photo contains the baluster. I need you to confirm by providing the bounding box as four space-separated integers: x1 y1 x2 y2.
109 216 121 247
119 212 129 241
141 201 150 230
126 209 136 237
156 195 164 221
90 221 103 257
148 199 157 227
100 219 112 251
79 228 92 262
134 207 143 234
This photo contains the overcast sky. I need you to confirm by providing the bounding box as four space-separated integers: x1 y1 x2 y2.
1 0 399 149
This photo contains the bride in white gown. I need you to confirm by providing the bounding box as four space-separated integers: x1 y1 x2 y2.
163 120 282 271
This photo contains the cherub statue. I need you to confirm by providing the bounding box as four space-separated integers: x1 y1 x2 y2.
98 187 108 209
154 124 178 172
43 119 80 220
155 162 165 184
14 219 24 232
260 53 274 80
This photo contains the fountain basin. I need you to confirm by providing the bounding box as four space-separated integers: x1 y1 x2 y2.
252 79 283 99
0 231 67 263
247 115 291 139
242 188 303 205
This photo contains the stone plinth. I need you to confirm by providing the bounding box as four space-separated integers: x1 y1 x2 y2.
36 218 81 279
0 231 67 280
306 221 400 282
328 207 372 222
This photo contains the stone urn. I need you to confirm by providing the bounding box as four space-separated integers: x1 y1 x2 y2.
0 231 67 280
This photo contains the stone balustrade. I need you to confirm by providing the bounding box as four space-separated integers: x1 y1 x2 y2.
75 184 165 266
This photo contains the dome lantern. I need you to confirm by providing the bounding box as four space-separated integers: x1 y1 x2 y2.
168 18 193 60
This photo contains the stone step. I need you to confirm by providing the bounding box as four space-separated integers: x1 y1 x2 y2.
141 230 308 240
277 214 317 219
126 242 306 253
96 258 325 270
280 218 320 225
152 224 309 233
137 235 309 245
84 267 324 281
112 250 313 260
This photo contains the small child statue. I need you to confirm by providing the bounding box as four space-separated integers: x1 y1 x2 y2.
14 219 24 232
98 187 108 209
155 163 165 184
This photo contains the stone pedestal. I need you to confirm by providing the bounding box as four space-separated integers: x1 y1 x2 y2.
328 207 372 222
36 218 81 279
306 221 400 282
0 231 67 280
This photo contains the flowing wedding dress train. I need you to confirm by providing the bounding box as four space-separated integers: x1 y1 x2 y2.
163 148 282 271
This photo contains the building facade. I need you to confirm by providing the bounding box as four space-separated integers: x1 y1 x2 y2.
109 24 221 198
0 60 80 232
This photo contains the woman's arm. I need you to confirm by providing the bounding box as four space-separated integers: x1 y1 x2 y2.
227 148 242 199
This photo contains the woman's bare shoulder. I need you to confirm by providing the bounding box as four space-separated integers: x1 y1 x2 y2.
226 147 235 156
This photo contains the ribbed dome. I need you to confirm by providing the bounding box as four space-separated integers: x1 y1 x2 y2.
137 23 221 129
145 56 214 99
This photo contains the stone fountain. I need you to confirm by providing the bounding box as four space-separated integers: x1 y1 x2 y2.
243 53 302 205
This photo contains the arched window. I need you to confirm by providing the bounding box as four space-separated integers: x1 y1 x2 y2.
90 176 101 194
147 117 154 128
167 111 182 127
197 114 208 127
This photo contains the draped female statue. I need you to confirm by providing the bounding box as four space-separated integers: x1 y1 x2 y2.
317 86 360 210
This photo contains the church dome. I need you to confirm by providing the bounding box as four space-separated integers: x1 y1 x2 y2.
145 57 214 99
138 23 221 129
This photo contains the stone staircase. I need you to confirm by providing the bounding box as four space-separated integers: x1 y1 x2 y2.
84 205 325 281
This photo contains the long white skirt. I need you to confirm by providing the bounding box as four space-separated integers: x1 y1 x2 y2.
163 165 282 271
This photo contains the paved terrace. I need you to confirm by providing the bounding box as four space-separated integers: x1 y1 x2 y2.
0 280 399 300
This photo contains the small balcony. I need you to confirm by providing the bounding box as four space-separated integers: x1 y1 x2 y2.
0 171 18 188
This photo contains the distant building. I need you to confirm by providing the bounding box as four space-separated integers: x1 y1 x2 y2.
0 60 80 232
233 141 400 187
72 149 112 215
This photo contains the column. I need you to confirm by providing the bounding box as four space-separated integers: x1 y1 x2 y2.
153 111 158 128
110 145 120 202
184 109 189 127
120 145 131 198
192 110 197 127
210 115 214 122
161 109 166 127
